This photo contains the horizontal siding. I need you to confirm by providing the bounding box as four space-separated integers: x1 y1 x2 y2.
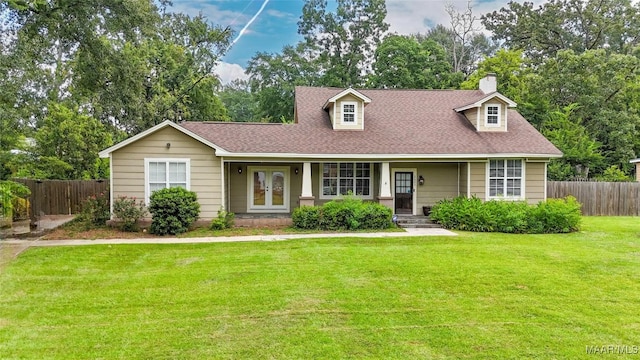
469 162 486 200
112 126 221 220
525 162 546 204
416 163 459 205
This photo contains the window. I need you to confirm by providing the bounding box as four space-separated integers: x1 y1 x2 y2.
342 102 357 124
485 104 500 126
488 159 522 198
145 158 190 203
321 162 371 198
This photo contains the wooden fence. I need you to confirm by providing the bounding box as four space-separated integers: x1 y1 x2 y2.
547 181 640 216
12 179 109 221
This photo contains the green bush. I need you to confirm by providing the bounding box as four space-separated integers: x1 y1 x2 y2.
292 196 392 230
291 206 320 229
210 208 235 230
77 192 110 228
430 195 581 234
0 180 31 220
148 187 200 235
112 196 147 232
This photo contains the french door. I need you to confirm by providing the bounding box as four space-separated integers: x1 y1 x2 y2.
248 167 289 212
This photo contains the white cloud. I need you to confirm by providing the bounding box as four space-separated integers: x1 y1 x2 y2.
215 62 249 84
169 0 250 29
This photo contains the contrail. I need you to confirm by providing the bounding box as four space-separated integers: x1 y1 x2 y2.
230 0 270 48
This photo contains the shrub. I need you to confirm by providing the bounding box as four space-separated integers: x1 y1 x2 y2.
210 208 235 230
292 196 393 230
148 187 200 235
112 196 147 232
430 195 581 234
77 192 110 228
291 206 320 229
0 180 31 221
530 196 582 233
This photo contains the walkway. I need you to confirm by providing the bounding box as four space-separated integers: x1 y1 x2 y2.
3 227 456 247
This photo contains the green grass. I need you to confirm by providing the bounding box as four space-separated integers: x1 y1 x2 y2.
1 217 639 359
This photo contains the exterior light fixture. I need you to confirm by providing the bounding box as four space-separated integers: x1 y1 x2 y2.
166 142 171 149
418 175 425 186
238 166 242 174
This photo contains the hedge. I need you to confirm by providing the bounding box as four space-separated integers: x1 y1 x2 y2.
430 196 581 233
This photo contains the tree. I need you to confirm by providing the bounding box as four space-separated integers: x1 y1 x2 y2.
298 0 389 87
540 105 603 180
219 80 258 122
369 35 462 89
531 49 640 173
482 0 640 61
247 43 322 122
29 103 113 179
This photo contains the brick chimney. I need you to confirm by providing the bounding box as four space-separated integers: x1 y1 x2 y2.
479 73 497 94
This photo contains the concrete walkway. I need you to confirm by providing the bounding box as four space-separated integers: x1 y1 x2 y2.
2 227 456 247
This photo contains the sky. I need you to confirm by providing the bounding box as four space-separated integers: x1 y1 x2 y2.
168 0 528 84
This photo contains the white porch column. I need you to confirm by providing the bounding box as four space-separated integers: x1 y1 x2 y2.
299 161 315 207
378 162 393 210
380 162 392 197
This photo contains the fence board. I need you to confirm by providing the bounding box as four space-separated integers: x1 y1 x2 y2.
11 179 109 222
547 181 640 216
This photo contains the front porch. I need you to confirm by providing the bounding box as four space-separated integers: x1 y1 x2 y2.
224 161 474 216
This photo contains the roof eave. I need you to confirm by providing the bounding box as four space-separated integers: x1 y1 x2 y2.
98 120 227 158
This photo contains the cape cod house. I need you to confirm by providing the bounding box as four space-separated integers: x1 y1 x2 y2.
99 74 562 222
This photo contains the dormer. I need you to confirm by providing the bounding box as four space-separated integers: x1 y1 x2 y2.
322 88 371 130
454 74 517 132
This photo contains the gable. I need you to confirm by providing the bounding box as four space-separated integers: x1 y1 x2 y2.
455 93 516 132
323 88 370 131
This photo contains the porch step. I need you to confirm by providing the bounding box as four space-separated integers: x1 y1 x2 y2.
395 215 441 229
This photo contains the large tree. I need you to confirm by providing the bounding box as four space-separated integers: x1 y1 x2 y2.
482 0 640 61
247 43 323 122
369 35 462 89
298 0 389 87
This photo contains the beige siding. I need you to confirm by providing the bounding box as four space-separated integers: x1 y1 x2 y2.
112 126 221 220
414 163 459 205
463 108 479 129
469 162 487 200
459 163 468 197
333 94 365 130
525 161 546 204
476 98 509 132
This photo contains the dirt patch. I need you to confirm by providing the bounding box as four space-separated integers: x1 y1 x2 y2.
0 243 31 271
42 227 157 240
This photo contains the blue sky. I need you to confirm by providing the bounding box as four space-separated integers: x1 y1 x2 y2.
168 0 530 83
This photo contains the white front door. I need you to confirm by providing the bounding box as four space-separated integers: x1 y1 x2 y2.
247 167 289 212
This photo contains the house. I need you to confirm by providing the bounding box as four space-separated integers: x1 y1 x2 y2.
99 74 562 223
630 159 640 181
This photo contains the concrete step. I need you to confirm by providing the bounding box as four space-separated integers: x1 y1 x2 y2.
399 223 442 229
394 216 440 229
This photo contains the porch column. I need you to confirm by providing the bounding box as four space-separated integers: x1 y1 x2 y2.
378 162 394 210
299 161 315 207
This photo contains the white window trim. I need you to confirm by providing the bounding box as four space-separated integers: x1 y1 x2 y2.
341 101 358 125
484 103 501 127
486 159 525 200
319 162 373 200
144 158 191 204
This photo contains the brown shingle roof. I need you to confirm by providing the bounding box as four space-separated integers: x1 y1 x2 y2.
180 86 561 157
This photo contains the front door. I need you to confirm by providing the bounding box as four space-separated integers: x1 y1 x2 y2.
248 167 289 212
395 172 413 214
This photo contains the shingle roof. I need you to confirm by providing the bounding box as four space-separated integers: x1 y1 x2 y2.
180 86 562 158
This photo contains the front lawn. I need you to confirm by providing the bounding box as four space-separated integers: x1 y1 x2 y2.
1 217 639 358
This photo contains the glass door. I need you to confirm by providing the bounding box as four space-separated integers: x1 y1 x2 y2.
248 167 289 212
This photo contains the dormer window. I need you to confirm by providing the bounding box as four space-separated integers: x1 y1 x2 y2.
342 102 357 124
485 104 501 127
